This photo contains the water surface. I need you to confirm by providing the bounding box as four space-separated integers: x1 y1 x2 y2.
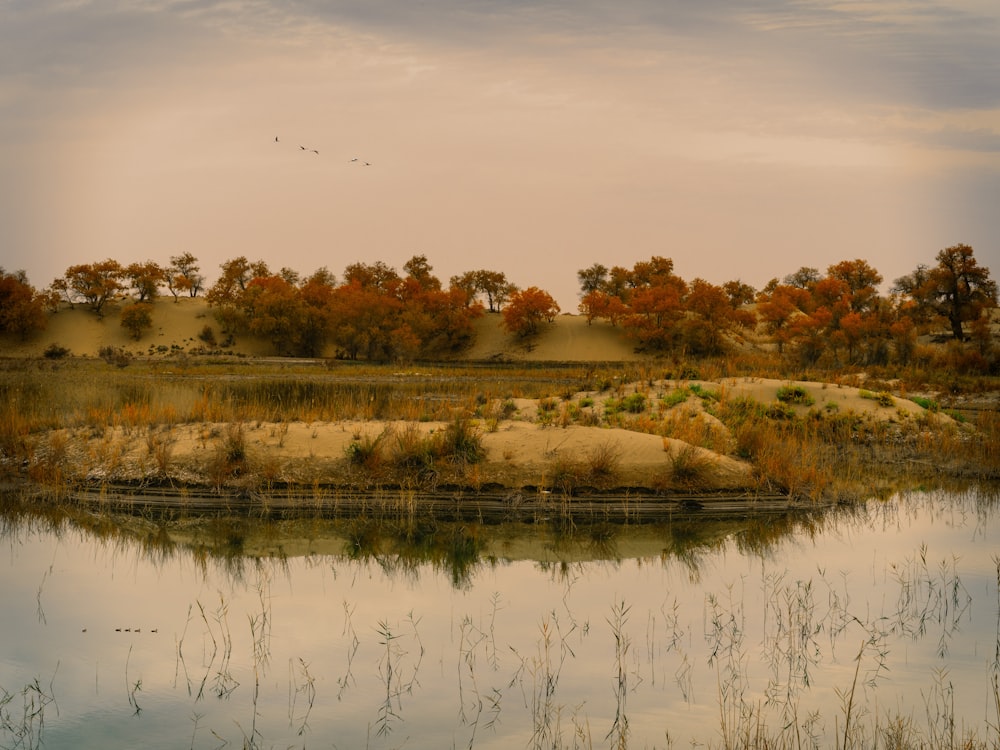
1 489 998 749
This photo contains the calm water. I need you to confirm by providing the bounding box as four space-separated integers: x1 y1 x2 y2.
1 488 998 749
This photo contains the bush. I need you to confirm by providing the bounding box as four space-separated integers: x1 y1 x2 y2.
437 415 485 464
688 383 720 402
586 440 622 481
909 395 939 412
764 403 798 420
859 389 895 407
198 324 217 347
43 343 70 359
776 384 815 406
98 345 133 368
345 430 387 470
667 444 711 489
659 388 688 410
120 303 153 340
621 392 647 414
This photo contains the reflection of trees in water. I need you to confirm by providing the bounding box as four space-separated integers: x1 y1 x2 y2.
3 488 1000 747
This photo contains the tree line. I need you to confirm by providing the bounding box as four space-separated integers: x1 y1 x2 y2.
0 253 556 359
0 244 996 368
575 244 996 368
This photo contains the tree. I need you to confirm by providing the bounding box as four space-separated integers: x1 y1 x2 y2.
403 286 483 355
206 257 272 332
167 252 204 299
343 260 400 292
242 276 306 355
327 281 407 360
297 269 337 357
926 244 996 340
449 271 481 308
783 266 821 290
476 270 517 312
120 303 154 340
757 285 811 354
891 264 935 324
827 259 882 313
722 280 756 309
626 256 677 293
502 287 560 338
125 261 166 302
622 282 686 351
578 290 627 326
0 269 46 340
577 263 609 296
62 259 124 315
403 254 441 291
681 278 755 355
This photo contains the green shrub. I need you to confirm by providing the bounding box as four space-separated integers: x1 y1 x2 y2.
859 389 895 407
688 383 720 402
621 392 647 414
909 395 939 412
776 384 815 406
660 388 688 410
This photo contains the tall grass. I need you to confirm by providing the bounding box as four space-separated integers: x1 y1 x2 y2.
2 354 996 499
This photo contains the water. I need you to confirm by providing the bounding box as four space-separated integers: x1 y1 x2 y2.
1 488 998 749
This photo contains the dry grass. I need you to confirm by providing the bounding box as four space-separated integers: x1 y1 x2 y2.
0 353 996 499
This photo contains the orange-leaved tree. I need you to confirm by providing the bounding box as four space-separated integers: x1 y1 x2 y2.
60 259 125 315
125 261 166 303
502 286 560 338
0 269 47 340
680 278 755 355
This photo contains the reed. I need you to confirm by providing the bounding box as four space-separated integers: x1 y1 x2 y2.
2 353 996 502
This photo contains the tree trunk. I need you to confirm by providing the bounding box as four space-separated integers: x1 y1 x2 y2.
949 314 965 341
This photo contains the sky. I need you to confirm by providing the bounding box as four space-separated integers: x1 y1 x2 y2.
2 0 999 312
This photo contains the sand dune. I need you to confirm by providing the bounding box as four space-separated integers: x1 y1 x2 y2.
2 297 642 361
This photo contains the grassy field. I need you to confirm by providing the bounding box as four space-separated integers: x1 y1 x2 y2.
1 353 997 510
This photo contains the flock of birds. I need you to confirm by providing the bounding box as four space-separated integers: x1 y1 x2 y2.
80 627 159 633
275 136 372 166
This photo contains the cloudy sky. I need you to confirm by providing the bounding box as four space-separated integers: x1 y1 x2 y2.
2 0 999 310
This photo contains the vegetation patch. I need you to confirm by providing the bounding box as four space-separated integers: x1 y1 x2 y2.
776 384 815 406
859 389 895 407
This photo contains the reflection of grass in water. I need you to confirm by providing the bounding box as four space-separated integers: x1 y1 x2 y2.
343 518 487 589
6 495 1000 748
606 600 631 749
0 667 58 750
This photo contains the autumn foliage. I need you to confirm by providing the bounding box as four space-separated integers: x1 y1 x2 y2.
204 255 485 360
502 286 560 338
575 251 997 368
1 244 996 373
0 269 46 340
